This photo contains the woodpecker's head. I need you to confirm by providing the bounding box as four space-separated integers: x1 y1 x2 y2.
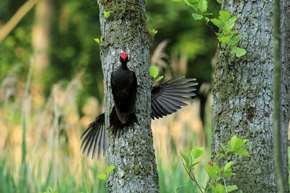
120 52 128 63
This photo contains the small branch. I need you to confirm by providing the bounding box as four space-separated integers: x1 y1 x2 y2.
179 155 204 193
0 0 39 43
202 18 216 34
223 177 228 193
273 0 287 191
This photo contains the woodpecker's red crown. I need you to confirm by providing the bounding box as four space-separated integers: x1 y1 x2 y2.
120 52 128 61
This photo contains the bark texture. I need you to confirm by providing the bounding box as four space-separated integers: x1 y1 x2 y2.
97 0 159 192
212 0 289 192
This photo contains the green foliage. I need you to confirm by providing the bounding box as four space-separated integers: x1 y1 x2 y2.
103 11 110 18
150 29 158 36
97 165 115 180
179 135 250 193
149 66 164 84
39 188 58 193
172 0 246 57
94 36 102 45
212 11 246 57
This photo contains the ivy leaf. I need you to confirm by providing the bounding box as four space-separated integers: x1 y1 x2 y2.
220 10 230 21
149 66 159 78
97 174 107 180
192 13 203 20
198 0 207 13
103 11 110 18
106 165 115 175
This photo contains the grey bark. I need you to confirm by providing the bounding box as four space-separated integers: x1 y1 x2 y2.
273 0 288 191
212 0 289 192
97 0 159 192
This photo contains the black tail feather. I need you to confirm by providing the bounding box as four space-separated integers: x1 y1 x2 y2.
110 106 137 137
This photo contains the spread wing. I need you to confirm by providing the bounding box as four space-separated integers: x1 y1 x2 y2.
80 113 107 159
151 76 197 119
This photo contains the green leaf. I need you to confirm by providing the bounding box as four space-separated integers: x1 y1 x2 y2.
149 66 159 78
231 46 246 57
192 13 203 20
211 18 221 28
216 183 226 193
205 17 210 23
184 0 199 9
227 185 238 192
243 139 249 144
203 12 213 16
224 161 234 171
220 10 230 21
97 174 107 180
222 172 235 177
206 164 217 179
150 29 158 35
179 151 189 164
228 30 238 36
155 76 163 83
106 165 115 174
103 11 110 18
230 135 240 149
94 38 100 45
219 143 226 152
230 34 242 46
218 36 231 44
171 0 183 2
216 152 224 158
227 16 237 26
217 0 221 3
198 0 207 13
192 161 201 167
234 148 249 157
208 183 216 192
191 146 204 160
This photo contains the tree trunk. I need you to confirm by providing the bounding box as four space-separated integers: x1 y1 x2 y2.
211 1 289 192
97 0 159 192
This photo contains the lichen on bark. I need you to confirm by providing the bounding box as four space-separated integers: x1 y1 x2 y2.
97 0 159 192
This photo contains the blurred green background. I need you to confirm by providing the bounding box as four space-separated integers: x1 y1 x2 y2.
0 0 218 192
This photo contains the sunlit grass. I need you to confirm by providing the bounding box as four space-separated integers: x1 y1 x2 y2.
0 63 212 193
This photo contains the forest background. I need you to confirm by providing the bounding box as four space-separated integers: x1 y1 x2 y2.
0 0 234 192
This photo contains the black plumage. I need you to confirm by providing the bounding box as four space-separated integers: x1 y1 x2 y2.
80 53 197 160
151 76 197 119
110 52 137 136
80 114 106 159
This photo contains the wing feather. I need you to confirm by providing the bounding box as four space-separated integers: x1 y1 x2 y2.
80 113 107 160
151 76 197 119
